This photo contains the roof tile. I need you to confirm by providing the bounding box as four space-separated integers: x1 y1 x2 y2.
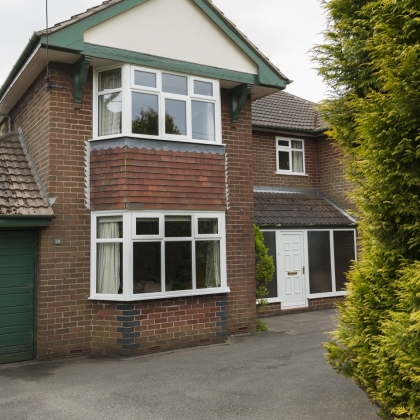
0 133 54 216
254 191 354 226
252 90 326 132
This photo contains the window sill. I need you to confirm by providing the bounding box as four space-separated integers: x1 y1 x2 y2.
89 286 230 302
308 291 347 299
89 133 223 146
275 172 308 177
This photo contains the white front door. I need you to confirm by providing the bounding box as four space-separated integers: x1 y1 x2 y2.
278 232 306 308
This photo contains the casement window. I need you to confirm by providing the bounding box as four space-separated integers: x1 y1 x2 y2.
276 137 305 174
94 65 221 143
90 212 228 301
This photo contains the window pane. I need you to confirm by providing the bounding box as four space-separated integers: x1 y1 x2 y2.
97 217 122 239
165 241 192 291
291 140 303 150
133 242 161 293
98 68 121 91
278 151 290 170
262 231 278 298
308 231 332 294
97 243 122 294
98 93 122 136
196 241 220 288
132 92 159 136
192 101 215 141
134 70 156 88
198 218 218 235
277 140 289 147
136 218 159 235
194 80 213 96
162 73 188 95
165 216 191 237
292 151 304 173
165 99 186 135
334 231 355 291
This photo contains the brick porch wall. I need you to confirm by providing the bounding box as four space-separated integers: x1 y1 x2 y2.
258 296 344 318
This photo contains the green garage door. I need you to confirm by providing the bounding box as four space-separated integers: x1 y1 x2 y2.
0 231 36 364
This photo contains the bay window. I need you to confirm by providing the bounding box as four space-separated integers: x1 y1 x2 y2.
91 212 228 301
94 65 221 143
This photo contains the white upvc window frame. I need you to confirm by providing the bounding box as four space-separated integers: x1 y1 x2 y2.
261 228 356 304
93 64 222 144
275 136 306 176
90 210 228 301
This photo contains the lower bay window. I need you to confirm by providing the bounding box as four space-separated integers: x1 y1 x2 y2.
91 212 228 301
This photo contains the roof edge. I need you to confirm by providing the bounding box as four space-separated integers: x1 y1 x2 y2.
0 32 41 104
252 124 328 137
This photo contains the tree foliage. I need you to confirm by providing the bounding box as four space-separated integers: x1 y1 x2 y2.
313 1 420 417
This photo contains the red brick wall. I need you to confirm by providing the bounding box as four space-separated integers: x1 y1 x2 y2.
318 137 355 212
90 147 226 211
258 296 344 317
222 90 256 334
9 63 93 360
91 296 227 356
252 130 320 189
10 70 51 186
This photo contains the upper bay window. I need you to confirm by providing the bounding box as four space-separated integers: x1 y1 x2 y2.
91 211 228 301
276 137 305 175
95 65 221 143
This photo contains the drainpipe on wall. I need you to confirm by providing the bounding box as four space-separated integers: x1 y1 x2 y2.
0 113 12 132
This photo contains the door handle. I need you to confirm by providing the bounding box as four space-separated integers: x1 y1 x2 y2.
303 266 305 275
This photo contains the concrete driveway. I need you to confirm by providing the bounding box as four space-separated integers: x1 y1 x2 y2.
0 309 378 420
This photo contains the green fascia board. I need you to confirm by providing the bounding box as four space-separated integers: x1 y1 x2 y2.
83 43 258 84
40 0 287 89
40 0 150 52
192 0 289 88
0 216 54 228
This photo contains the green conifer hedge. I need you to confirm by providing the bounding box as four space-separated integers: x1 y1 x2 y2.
313 1 420 417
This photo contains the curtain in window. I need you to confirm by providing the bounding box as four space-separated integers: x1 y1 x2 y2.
98 69 122 137
205 218 220 288
97 222 121 294
192 101 215 141
292 151 304 173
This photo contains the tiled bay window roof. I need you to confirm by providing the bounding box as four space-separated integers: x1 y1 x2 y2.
252 90 327 133
254 190 355 227
0 133 53 216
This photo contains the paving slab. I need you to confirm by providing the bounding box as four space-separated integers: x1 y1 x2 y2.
0 309 378 420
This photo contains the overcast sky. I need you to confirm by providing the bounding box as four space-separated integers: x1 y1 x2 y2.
0 0 327 103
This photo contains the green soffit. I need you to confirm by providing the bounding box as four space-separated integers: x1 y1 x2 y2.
39 0 288 88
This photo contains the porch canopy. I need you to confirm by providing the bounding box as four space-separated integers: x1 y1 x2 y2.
254 189 355 227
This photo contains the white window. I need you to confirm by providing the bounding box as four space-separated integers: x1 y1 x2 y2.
94 65 221 143
276 137 305 174
90 211 228 301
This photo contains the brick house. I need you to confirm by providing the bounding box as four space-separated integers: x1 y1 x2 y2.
0 0 355 364
252 91 356 316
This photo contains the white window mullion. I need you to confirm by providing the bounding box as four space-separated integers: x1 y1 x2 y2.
161 240 166 293
330 230 336 293
91 213 98 297
123 212 133 297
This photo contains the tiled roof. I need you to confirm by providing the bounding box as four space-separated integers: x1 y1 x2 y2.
252 90 326 132
0 133 54 216
254 191 354 226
